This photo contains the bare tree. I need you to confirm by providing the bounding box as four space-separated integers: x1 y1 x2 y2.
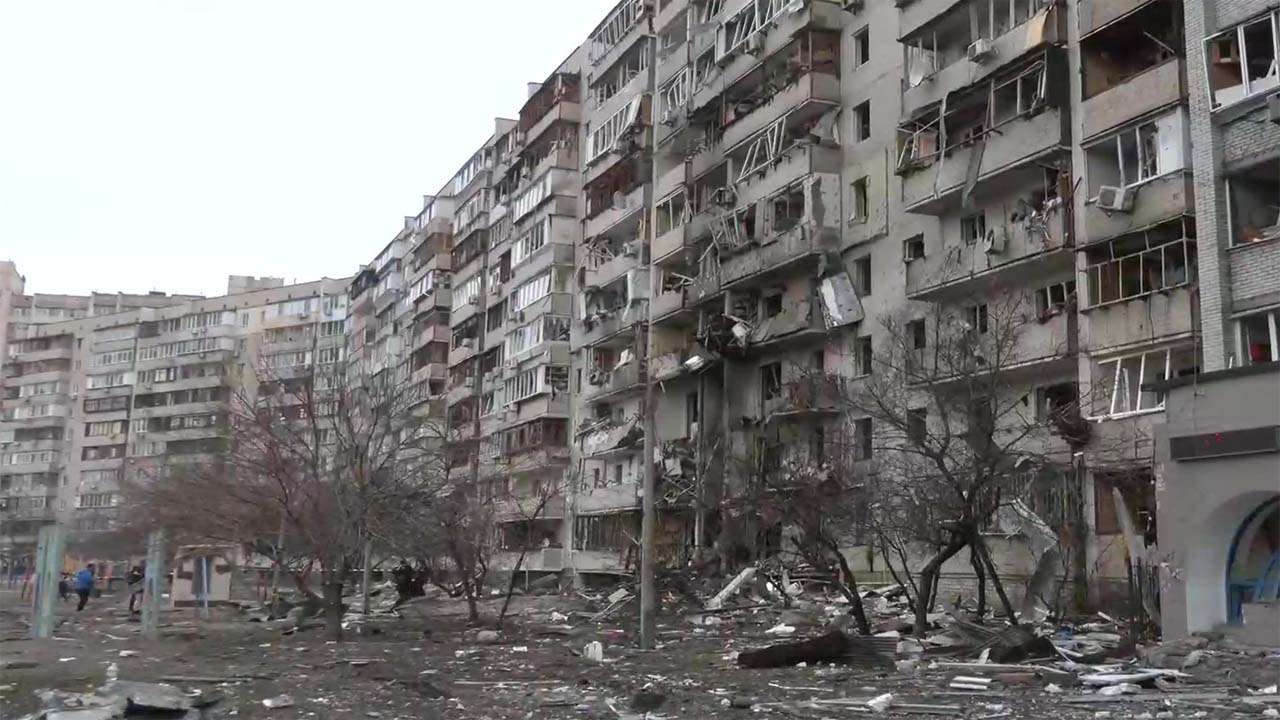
832 292 1086 636
127 359 445 640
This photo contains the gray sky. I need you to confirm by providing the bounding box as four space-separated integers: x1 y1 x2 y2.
0 0 613 297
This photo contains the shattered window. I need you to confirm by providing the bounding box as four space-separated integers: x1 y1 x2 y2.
760 362 782 401
1207 10 1280 108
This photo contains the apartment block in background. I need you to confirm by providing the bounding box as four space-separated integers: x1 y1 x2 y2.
0 275 349 558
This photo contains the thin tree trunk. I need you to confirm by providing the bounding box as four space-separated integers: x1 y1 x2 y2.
971 546 987 617
973 535 1018 625
496 550 529 629
913 537 967 638
877 533 918 614
322 578 345 642
829 540 871 635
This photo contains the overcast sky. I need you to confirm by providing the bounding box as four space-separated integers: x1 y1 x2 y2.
0 1 614 297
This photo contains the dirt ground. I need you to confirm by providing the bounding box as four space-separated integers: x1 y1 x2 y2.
2 586 1278 719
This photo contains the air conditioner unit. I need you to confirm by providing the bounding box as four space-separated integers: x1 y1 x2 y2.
489 284 502 296
967 38 995 62
460 338 475 349
982 229 1006 255
1269 92 1280 125
468 297 481 306
1097 185 1136 213
622 240 641 258
746 33 766 56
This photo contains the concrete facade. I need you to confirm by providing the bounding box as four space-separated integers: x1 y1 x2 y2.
1154 364 1280 641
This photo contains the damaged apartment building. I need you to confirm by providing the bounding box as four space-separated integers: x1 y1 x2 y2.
420 0 1277 624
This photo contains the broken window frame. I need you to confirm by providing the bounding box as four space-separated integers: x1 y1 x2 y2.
903 235 926 263
1236 308 1280 366
512 173 552 220
1087 110 1186 193
736 116 788 182
1225 165 1280 246
660 67 692 122
588 0 649 64
904 34 938 88
849 176 869 224
1092 345 1198 419
989 62 1046 128
1083 235 1195 308
896 118 941 173
852 26 870 69
853 100 872 142
717 0 792 62
960 212 987 245
511 270 553 312
511 217 551 268
586 94 646 165
852 255 872 297
854 335 873 377
1204 9 1280 110
1034 279 1076 318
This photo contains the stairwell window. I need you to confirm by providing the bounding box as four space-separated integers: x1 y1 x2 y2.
903 235 925 262
853 101 871 142
850 178 869 224
852 27 870 69
961 213 986 244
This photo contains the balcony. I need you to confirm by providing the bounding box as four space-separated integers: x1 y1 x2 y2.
505 446 572 477
744 299 828 352
709 2 848 96
907 201 1073 301
582 421 643 459
447 340 480 369
1083 172 1193 246
584 250 642 290
902 108 1066 215
526 99 581 148
445 378 477 406
1080 0 1160 38
654 162 685 201
651 289 696 327
1081 59 1185 142
583 361 645 404
576 306 644 349
902 5 1062 117
9 345 73 364
1081 286 1196 353
585 184 646 240
492 547 565 573
722 73 840 152
733 143 841 210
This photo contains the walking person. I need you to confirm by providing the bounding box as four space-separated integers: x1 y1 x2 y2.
125 564 145 615
73 563 96 611
58 573 71 602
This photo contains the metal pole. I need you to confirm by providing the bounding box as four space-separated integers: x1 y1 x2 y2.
141 530 166 639
200 556 210 619
638 13 659 650
30 525 66 639
360 538 373 616
269 511 285 601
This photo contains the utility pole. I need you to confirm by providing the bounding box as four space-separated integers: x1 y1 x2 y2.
30 524 66 639
638 12 659 651
141 529 167 640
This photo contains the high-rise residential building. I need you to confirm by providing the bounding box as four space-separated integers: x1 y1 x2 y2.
0 275 349 557
5 0 1276 633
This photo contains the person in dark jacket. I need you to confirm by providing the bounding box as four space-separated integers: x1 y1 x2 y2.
58 573 71 601
126 564 145 615
73 563 96 611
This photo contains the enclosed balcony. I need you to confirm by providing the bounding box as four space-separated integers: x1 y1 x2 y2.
582 358 645 405
900 56 1069 215
519 72 581 148
901 1 1063 117
719 32 841 153
906 166 1073 301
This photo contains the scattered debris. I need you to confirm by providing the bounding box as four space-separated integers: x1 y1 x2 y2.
261 694 294 709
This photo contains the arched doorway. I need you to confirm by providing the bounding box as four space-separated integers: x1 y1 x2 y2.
1227 497 1280 624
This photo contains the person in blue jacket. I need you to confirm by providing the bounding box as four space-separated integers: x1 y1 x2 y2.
73 563 96 611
